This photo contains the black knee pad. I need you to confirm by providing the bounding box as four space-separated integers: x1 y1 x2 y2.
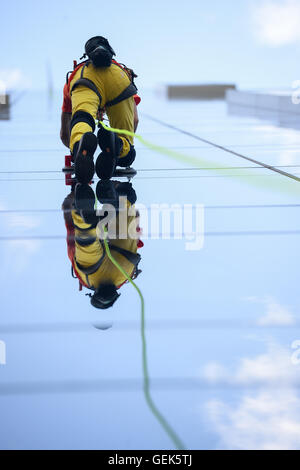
71 110 95 133
116 182 137 205
117 146 136 167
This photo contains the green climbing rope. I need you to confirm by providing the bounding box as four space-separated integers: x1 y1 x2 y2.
98 120 300 198
102 227 186 450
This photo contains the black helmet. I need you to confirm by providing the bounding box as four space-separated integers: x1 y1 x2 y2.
89 283 120 309
83 36 115 67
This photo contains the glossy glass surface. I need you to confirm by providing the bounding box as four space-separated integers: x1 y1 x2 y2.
0 91 299 450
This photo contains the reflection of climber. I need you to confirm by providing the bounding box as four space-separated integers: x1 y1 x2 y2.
62 182 143 309
60 36 141 183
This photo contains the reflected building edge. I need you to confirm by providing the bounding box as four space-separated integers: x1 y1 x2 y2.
0 95 10 121
227 102 300 132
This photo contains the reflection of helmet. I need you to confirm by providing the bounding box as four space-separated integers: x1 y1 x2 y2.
84 36 115 67
90 283 120 309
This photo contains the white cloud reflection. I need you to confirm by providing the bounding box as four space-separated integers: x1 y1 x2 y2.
204 343 300 449
0 68 31 91
245 295 296 326
252 0 300 46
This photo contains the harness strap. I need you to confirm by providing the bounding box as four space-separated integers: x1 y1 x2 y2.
75 244 105 275
70 78 102 105
66 60 89 85
73 221 98 231
80 63 87 78
105 83 137 108
76 258 103 275
110 244 141 266
75 236 97 247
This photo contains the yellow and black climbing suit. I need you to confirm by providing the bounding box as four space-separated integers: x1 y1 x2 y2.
71 202 141 289
69 61 137 159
